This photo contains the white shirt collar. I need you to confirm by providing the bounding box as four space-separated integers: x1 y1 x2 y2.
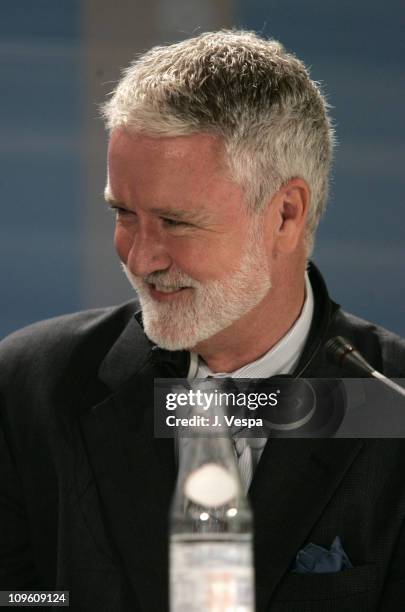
187 272 314 379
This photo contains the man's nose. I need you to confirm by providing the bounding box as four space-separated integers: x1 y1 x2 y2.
125 226 172 278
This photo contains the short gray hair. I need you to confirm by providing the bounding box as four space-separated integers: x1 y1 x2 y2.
102 29 335 254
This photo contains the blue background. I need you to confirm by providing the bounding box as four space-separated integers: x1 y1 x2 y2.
0 0 81 335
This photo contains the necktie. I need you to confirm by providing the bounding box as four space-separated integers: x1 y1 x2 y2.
233 436 268 492
233 438 253 493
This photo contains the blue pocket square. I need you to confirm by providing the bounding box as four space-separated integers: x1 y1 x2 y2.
292 536 353 574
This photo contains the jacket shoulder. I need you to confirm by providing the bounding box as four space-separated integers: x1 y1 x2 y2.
0 301 139 384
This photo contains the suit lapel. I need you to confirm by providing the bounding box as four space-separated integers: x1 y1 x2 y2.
78 314 189 611
249 437 364 610
80 369 174 610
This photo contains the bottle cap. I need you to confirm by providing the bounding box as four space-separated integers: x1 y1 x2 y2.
184 462 237 507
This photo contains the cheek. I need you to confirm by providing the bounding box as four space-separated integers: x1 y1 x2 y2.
168 238 236 281
166 238 208 276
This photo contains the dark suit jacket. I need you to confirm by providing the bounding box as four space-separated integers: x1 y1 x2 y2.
1 264 405 611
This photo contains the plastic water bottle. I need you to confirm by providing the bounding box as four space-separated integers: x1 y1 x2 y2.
169 385 255 611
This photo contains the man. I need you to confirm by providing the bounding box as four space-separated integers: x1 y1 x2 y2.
1 30 405 611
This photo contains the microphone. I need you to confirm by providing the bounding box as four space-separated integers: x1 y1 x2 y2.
326 336 405 399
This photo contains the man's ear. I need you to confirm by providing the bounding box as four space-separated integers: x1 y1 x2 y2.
266 178 310 254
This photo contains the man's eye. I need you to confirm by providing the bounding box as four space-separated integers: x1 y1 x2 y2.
109 206 132 217
162 217 188 227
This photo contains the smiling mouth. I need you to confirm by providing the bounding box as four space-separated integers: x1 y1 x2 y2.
152 285 185 293
148 284 190 300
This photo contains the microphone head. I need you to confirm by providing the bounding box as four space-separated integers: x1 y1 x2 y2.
325 336 374 376
325 336 354 367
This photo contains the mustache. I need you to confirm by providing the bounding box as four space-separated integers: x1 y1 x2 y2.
122 264 199 291
144 269 199 290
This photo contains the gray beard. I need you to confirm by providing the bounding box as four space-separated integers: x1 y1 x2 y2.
122 226 271 350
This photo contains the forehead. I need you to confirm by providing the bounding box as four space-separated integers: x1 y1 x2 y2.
106 129 246 217
108 129 227 174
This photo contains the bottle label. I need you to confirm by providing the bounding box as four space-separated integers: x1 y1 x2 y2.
170 539 254 611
